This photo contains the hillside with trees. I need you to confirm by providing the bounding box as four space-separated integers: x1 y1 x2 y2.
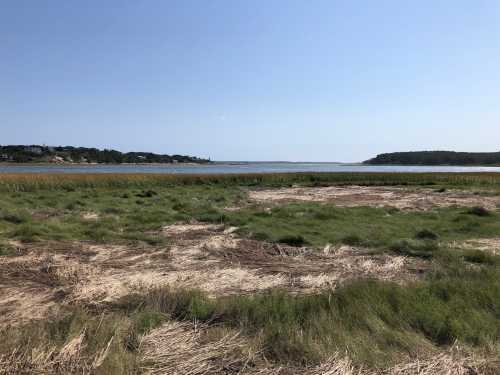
0 145 210 164
364 151 500 166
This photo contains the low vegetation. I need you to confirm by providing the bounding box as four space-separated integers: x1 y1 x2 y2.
0 173 499 374
0 171 499 193
218 203 500 253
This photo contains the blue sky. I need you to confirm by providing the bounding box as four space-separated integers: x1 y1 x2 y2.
2 0 500 162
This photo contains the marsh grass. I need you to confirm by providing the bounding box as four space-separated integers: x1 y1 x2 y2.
0 241 15 256
1 183 498 254
146 257 498 365
100 255 500 368
0 173 499 372
1 172 500 193
0 308 140 374
0 185 244 245
1 251 499 372
219 203 500 256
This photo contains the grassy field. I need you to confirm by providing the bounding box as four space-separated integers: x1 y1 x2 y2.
0 173 499 374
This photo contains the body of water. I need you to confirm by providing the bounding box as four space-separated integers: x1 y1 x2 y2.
1 163 500 174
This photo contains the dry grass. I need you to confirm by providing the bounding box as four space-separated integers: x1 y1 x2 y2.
457 238 500 255
0 330 114 375
382 345 496 375
140 321 247 375
248 185 500 211
0 222 430 326
139 321 495 375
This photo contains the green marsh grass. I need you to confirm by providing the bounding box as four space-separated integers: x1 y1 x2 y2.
3 254 498 371
1 172 500 192
217 203 500 256
0 172 499 372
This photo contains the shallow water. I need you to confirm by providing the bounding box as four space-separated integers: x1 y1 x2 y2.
0 162 500 174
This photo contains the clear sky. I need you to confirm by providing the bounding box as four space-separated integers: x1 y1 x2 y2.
2 1 500 162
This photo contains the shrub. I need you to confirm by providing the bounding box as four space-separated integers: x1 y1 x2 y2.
102 207 124 215
9 223 44 242
415 229 439 240
277 235 307 247
252 232 271 241
341 234 364 246
132 310 167 334
0 211 27 224
390 239 439 259
136 190 158 198
463 250 497 265
466 206 490 217
0 241 15 256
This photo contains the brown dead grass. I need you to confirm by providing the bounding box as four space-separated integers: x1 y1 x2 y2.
0 222 429 326
0 329 114 375
139 321 496 375
140 321 247 375
455 238 500 255
248 186 500 211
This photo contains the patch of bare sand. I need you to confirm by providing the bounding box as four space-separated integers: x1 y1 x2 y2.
248 186 500 211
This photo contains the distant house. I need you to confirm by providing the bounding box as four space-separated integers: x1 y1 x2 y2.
24 146 43 154
0 154 10 161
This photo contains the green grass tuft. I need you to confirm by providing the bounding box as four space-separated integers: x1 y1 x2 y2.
415 229 439 240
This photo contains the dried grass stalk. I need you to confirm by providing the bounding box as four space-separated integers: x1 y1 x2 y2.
140 321 248 375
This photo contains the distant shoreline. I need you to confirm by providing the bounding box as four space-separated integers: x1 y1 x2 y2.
364 151 500 167
1 161 499 167
0 162 208 167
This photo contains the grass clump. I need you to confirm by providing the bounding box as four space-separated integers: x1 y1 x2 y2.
0 308 140 374
463 249 498 265
277 234 307 247
466 206 491 217
0 241 15 256
415 229 439 240
390 239 439 259
0 210 28 224
341 234 365 246
135 189 158 198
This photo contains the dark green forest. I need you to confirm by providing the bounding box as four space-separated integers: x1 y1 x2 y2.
364 151 500 166
0 145 210 164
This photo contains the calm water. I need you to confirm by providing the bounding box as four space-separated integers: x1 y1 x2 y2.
1 163 500 174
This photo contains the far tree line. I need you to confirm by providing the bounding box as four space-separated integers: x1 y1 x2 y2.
0 145 210 164
364 151 500 166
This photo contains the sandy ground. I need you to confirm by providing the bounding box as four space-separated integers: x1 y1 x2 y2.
0 222 429 326
248 186 500 210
